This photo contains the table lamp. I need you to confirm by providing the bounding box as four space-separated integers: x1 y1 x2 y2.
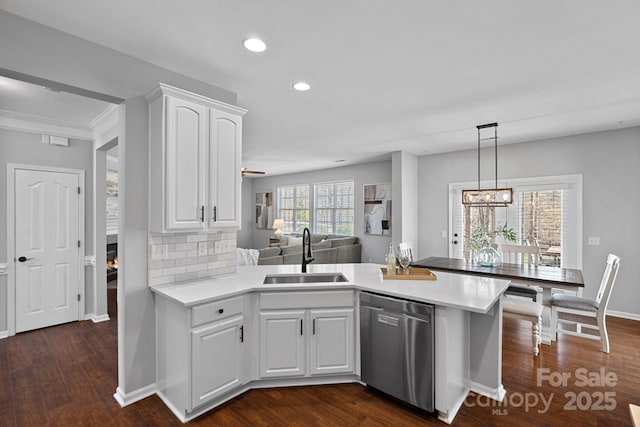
272 218 284 239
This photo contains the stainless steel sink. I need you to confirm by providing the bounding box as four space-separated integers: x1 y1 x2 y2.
263 272 349 284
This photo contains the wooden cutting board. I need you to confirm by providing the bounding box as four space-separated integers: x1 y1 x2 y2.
380 267 437 281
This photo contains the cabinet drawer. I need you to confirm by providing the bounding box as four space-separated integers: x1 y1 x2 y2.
191 296 243 327
260 290 353 310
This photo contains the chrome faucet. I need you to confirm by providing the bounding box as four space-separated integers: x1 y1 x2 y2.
301 227 315 273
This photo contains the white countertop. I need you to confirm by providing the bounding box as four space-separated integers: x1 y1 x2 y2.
150 263 510 314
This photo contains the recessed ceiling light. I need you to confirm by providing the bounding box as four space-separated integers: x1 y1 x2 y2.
293 82 311 92
243 38 266 53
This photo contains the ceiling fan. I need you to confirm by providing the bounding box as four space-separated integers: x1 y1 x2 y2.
241 167 265 177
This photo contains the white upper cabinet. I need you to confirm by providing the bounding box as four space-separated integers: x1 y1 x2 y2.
147 83 247 232
164 96 208 230
208 109 242 229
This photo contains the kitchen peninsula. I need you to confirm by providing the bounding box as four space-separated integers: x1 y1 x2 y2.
152 263 510 424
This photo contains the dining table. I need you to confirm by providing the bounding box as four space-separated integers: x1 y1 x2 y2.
412 256 585 344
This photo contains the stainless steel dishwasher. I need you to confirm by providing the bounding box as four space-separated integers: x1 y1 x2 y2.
360 291 434 412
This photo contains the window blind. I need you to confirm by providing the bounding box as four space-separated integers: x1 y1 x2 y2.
314 180 354 235
277 184 309 232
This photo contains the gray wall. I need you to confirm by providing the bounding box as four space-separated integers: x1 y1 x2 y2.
0 129 95 331
236 177 256 249
418 126 640 316
245 160 393 264
0 10 238 399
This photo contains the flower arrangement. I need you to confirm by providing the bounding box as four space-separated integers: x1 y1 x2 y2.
467 223 517 250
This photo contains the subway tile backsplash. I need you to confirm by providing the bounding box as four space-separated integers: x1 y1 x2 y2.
148 231 237 287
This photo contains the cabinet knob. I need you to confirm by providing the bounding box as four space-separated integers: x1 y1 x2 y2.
218 308 224 314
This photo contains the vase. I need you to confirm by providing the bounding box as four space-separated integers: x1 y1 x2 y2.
474 242 502 267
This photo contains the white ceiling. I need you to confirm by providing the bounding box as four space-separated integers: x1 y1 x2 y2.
0 75 113 130
2 0 640 176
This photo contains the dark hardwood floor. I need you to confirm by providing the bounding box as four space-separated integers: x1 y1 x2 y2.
1 289 638 426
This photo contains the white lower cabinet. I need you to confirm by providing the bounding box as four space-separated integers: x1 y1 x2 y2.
156 294 247 421
259 291 355 378
156 289 355 422
309 308 354 375
191 315 244 408
259 310 306 378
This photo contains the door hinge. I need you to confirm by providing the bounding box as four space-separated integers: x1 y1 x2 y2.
78 240 81 248
77 294 81 302
77 187 81 194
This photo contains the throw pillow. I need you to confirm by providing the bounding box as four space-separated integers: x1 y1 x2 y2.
287 236 303 246
259 247 281 258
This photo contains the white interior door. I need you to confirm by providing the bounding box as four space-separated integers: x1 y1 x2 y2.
14 168 81 333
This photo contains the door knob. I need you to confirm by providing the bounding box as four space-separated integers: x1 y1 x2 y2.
18 256 34 262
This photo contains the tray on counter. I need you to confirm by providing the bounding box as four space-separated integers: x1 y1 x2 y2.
380 267 437 281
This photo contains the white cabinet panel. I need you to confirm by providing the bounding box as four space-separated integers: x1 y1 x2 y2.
191 315 244 408
208 110 242 228
165 96 207 230
259 310 305 378
309 308 354 375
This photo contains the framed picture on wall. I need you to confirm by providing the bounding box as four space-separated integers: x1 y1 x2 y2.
364 183 391 235
256 192 274 229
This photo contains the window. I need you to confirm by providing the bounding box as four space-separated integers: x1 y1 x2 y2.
519 189 563 266
450 175 582 269
277 184 309 232
314 180 354 235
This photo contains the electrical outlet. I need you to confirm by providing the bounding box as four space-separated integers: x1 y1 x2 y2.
587 236 600 246
198 241 208 256
215 240 230 253
151 244 166 260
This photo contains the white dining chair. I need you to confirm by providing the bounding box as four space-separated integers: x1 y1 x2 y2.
501 244 542 301
501 243 544 355
397 242 415 263
502 298 543 356
550 253 620 353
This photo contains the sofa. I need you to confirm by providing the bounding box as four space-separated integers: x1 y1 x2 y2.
257 233 362 265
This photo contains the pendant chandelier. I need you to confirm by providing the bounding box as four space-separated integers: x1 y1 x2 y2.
462 122 513 206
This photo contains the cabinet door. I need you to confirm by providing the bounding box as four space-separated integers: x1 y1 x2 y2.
208 109 242 228
191 315 243 409
259 310 305 378
309 308 354 375
165 96 208 231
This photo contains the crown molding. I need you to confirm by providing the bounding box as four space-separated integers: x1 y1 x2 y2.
0 109 93 140
146 82 247 116
89 103 119 136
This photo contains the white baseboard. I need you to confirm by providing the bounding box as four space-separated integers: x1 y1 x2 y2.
0 330 8 339
608 310 640 321
113 384 156 407
92 314 111 323
469 381 506 402
437 387 471 425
